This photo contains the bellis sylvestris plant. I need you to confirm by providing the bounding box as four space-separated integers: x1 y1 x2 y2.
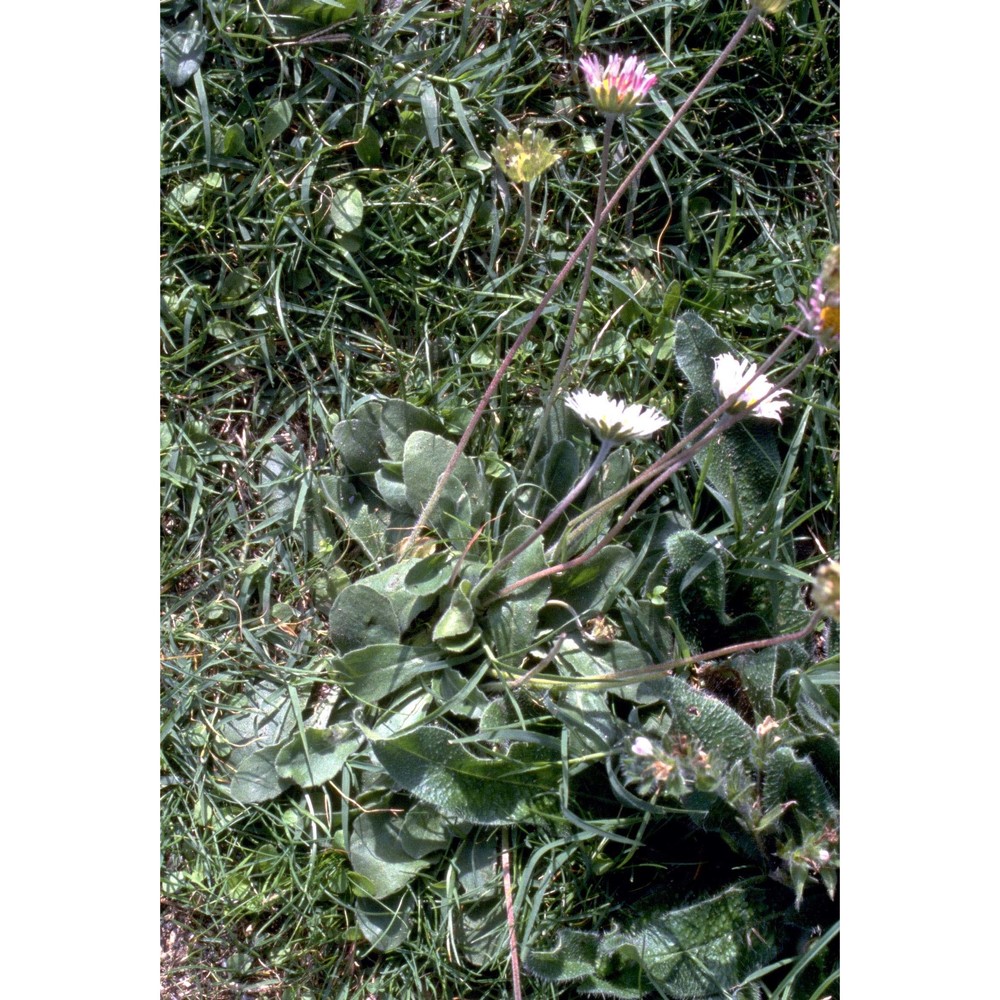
579 53 657 116
712 353 791 422
164 5 840 995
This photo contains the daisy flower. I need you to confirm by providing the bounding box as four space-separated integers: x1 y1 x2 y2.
579 53 657 116
565 389 669 443
712 354 791 422
798 245 840 353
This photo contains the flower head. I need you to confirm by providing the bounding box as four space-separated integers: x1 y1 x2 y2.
712 354 791 422
493 128 561 184
798 245 840 353
579 53 656 116
631 736 655 758
810 560 840 622
756 716 781 741
565 389 669 443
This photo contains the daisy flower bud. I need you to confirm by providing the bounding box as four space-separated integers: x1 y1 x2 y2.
493 128 561 184
811 560 840 622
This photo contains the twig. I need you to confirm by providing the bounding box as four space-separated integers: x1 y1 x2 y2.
501 826 522 1000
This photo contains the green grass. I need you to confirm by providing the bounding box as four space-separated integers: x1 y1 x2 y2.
161 1 839 996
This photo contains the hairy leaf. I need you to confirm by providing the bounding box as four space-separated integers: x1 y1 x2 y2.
216 682 297 769
328 584 400 652
483 525 551 667
349 812 430 900
332 401 384 475
354 891 415 952
380 400 446 461
274 725 363 788
524 882 778 998
329 643 446 704
371 724 558 824
228 745 294 804
661 675 756 762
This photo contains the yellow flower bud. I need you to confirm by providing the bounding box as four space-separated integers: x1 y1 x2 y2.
811 561 840 622
492 128 560 184
753 0 791 13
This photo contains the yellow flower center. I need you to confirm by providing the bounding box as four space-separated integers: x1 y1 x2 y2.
819 305 840 337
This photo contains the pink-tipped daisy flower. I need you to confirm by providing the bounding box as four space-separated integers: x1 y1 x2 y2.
579 53 657 115
797 245 840 353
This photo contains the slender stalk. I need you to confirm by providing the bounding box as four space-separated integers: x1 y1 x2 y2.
494 609 826 693
589 342 819 546
400 8 761 554
512 179 533 268
501 827 522 1000
524 113 616 473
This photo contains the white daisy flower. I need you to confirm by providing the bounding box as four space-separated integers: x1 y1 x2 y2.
712 353 791 423
564 389 668 443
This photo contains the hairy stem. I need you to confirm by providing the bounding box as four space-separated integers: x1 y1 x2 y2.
512 178 533 268
472 437 614 601
542 325 807 559
496 609 826 692
501 827 522 1000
